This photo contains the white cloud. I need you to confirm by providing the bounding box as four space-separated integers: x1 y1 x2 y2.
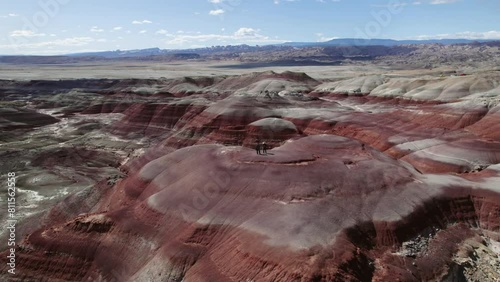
318 36 339 42
315 32 339 42
3 37 95 51
234 27 259 37
156 29 169 35
274 0 300 4
139 30 148 34
132 20 153 24
38 37 95 47
209 9 225 15
1 13 19 18
90 26 105 33
413 30 500 40
371 2 409 7
430 0 459 4
10 30 46 37
165 27 284 45
209 0 223 3
113 26 123 31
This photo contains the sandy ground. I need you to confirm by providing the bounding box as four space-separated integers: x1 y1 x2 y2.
0 61 458 81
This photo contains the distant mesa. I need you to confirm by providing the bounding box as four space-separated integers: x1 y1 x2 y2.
280 38 499 47
1 39 499 67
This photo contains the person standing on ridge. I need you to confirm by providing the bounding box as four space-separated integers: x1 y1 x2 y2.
255 140 261 155
262 142 268 155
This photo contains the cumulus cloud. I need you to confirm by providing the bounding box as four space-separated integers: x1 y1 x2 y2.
90 26 105 33
414 30 500 40
132 20 153 24
430 0 459 4
35 37 95 47
209 9 225 15
274 0 300 4
10 30 46 37
315 33 339 42
165 27 284 45
156 29 169 35
0 13 19 18
371 1 423 8
4 37 95 50
234 27 258 37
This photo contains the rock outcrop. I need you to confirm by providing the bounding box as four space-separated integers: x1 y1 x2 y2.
0 107 59 130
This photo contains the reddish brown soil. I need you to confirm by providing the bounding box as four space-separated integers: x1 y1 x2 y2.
1 72 499 281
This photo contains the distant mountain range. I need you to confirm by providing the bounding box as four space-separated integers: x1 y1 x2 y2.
1 39 499 67
63 38 498 58
66 45 277 58
280 38 497 47
68 48 168 58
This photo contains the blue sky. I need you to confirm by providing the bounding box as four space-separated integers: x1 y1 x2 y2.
0 0 499 55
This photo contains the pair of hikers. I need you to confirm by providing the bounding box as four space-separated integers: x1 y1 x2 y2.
255 141 268 155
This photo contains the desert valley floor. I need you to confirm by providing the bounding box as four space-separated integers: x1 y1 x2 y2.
1 62 499 281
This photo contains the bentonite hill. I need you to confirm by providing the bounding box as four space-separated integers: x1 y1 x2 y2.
0 53 499 281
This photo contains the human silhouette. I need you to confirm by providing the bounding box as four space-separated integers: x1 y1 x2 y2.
255 141 261 155
262 142 268 155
